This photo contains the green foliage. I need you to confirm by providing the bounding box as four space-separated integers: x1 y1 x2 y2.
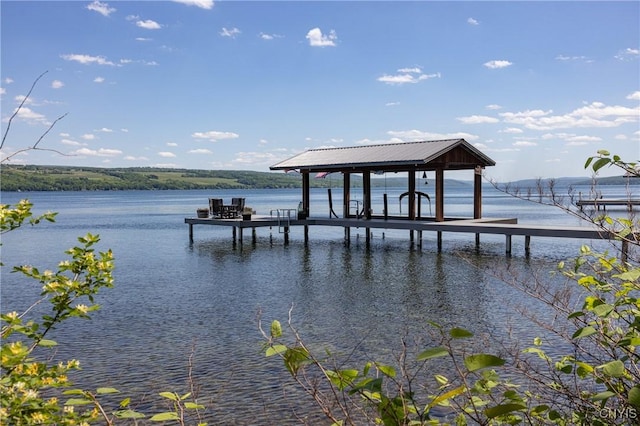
0 201 208 425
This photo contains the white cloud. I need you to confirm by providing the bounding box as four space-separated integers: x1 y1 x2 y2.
172 0 214 9
82 134 96 140
627 91 640 101
386 130 480 142
86 1 115 17
158 151 176 158
555 54 593 63
233 151 278 165
51 80 64 89
220 27 241 38
60 139 84 146
486 104 502 110
14 107 48 125
497 106 640 131
306 27 337 47
188 148 213 154
500 127 524 134
93 76 105 83
378 67 440 85
97 128 113 132
61 53 115 66
4 78 14 84
513 141 537 147
457 115 499 124
615 47 640 61
72 147 122 157
467 17 479 25
166 142 178 147
124 155 149 161
484 60 513 69
137 19 162 30
260 32 282 40
192 130 239 141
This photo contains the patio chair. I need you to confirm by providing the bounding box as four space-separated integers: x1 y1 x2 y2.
230 197 245 217
209 198 223 218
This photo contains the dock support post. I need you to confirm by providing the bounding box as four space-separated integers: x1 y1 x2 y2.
252 227 257 244
366 228 371 246
345 227 350 246
189 223 193 242
525 236 531 256
506 234 512 256
475 233 480 248
437 231 442 252
284 226 289 245
418 230 423 249
304 225 309 244
238 227 243 246
232 226 237 242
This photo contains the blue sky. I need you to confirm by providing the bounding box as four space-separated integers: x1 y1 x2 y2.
1 0 638 182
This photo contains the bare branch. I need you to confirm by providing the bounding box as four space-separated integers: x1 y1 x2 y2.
1 71 48 150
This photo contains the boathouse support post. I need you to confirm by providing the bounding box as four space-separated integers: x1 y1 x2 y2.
238 227 243 246
408 170 416 240
363 171 372 219
232 226 237 242
506 234 512 256
474 165 482 219
525 235 531 256
343 172 351 241
437 231 442 251
252 227 257 244
435 168 444 222
189 223 193 242
302 171 310 218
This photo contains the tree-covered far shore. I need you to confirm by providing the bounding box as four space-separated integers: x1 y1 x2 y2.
0 164 637 192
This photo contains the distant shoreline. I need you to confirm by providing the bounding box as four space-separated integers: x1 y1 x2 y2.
0 164 637 192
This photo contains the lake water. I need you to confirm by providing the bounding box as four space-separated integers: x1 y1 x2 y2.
1 184 636 424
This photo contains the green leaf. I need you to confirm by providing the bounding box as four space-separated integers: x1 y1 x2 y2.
485 403 527 418
600 360 625 378
613 269 640 281
96 387 119 394
450 327 473 338
150 412 180 421
265 344 288 357
270 320 282 338
572 326 596 339
593 303 614 318
592 391 616 402
114 409 146 419
464 354 505 372
376 363 396 378
159 392 179 401
417 346 449 361
184 402 205 409
628 386 640 409
63 389 86 395
65 398 93 406
38 339 58 347
592 157 611 172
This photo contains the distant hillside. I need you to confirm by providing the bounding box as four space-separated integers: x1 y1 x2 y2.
0 164 635 192
507 176 639 187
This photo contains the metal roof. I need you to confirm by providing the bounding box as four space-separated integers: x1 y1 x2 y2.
270 139 496 172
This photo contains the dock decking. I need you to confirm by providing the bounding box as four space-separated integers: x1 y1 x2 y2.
576 198 640 211
185 215 627 257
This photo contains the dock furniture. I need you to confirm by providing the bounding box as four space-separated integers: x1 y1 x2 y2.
209 198 224 218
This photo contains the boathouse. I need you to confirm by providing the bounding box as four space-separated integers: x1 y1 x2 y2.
269 138 496 222
186 138 627 257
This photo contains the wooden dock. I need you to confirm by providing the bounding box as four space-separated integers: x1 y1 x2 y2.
185 215 626 257
576 198 640 211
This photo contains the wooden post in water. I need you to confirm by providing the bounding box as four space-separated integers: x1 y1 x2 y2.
474 165 482 245
435 168 444 222
189 223 193 242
